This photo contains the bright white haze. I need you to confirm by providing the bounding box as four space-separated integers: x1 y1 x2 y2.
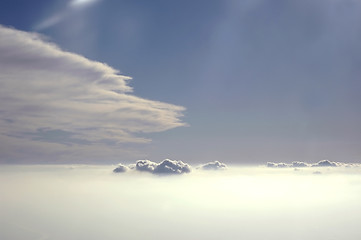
1 165 360 240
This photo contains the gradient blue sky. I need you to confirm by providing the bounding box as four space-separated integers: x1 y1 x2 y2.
0 0 360 164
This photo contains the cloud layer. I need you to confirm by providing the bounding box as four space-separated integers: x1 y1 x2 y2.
0 25 186 162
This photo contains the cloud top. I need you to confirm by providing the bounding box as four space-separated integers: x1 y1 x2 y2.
0 25 186 162
135 160 158 173
153 159 192 175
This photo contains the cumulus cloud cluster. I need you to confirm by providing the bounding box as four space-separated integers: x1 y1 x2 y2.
0 25 185 162
114 160 228 175
267 160 361 168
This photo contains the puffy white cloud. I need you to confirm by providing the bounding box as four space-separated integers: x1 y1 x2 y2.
114 159 191 175
153 159 191 175
199 161 227 170
0 25 186 162
135 160 158 173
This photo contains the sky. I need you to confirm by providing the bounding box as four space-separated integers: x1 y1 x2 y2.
0 0 361 164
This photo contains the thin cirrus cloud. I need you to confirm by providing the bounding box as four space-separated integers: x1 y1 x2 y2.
33 0 101 31
0 25 186 162
69 0 100 9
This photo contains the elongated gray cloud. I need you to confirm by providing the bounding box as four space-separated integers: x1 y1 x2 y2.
0 25 186 162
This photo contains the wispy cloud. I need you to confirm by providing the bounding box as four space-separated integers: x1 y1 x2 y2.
69 0 100 9
33 0 101 31
0 25 186 162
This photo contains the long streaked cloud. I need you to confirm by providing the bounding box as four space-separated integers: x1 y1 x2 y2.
0 25 186 162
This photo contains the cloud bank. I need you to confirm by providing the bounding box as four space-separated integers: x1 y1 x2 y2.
114 160 228 175
267 160 361 168
0 25 186 162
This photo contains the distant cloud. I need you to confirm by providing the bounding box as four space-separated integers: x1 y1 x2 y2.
267 160 360 168
0 25 186 162
113 163 129 173
135 160 158 173
114 160 231 175
199 161 227 170
114 159 191 175
267 162 290 168
311 160 338 167
292 161 311 168
153 159 191 175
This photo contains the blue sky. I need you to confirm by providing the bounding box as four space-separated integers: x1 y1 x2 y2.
0 0 360 164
